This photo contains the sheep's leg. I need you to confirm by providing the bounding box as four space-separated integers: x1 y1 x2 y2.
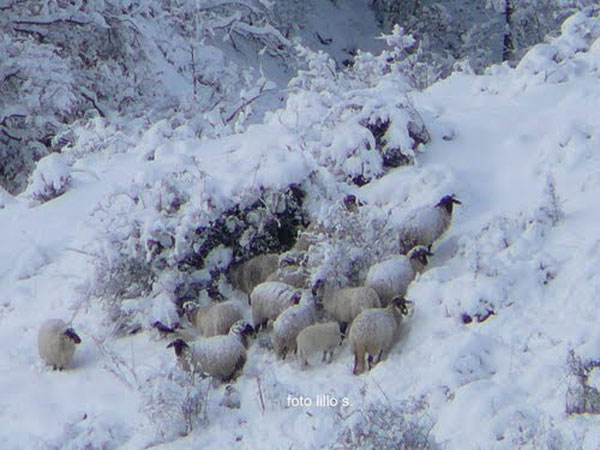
353 348 365 375
340 322 348 337
327 350 334 364
367 354 374 370
321 351 327 362
375 349 383 365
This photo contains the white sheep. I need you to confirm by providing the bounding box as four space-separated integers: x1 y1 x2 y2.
167 320 254 382
348 297 412 375
272 292 318 360
293 222 324 252
265 264 309 289
187 301 244 337
250 281 301 330
229 253 279 294
314 281 381 335
399 194 461 253
296 321 342 369
365 246 432 306
38 319 81 370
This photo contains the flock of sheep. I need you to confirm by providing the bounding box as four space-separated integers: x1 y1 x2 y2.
38 194 461 385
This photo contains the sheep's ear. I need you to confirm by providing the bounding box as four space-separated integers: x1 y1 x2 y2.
291 291 302 305
242 323 254 336
63 328 81 344
153 321 176 333
311 279 324 296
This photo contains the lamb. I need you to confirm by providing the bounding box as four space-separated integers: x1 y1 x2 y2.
229 253 279 294
348 297 412 375
314 281 381 335
296 322 342 369
187 301 244 337
167 320 254 382
272 292 318 360
399 194 461 253
250 281 301 330
365 246 432 306
38 319 82 370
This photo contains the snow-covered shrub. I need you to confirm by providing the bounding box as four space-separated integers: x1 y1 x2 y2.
46 413 129 450
334 399 439 450
267 27 430 187
140 368 210 442
566 350 600 415
86 123 312 326
24 153 72 203
514 6 600 84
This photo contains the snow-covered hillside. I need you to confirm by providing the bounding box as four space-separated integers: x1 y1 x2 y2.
1 6 600 450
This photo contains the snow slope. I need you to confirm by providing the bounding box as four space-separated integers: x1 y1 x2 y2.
1 8 600 450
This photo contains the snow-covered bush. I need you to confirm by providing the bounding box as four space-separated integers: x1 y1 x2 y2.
566 350 600 415
266 27 430 187
46 413 129 450
86 123 312 326
140 368 211 442
24 153 72 203
334 399 439 450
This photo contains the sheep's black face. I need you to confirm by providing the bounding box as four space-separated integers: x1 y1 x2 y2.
391 297 413 316
411 247 434 266
230 320 254 337
63 328 81 344
167 339 189 357
436 195 462 214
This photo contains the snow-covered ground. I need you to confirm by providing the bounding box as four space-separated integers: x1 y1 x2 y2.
1 8 600 450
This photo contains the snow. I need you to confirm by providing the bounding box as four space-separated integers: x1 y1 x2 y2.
2 6 600 450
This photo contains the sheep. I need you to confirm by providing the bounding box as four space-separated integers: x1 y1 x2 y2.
296 321 342 369
228 253 279 294
313 281 381 336
272 292 319 360
167 320 254 382
399 194 461 253
187 301 244 337
265 264 309 289
250 281 301 330
348 297 412 375
37 319 81 370
365 246 433 306
293 222 324 252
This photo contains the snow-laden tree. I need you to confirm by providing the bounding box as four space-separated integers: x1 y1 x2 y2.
369 0 597 72
0 0 293 193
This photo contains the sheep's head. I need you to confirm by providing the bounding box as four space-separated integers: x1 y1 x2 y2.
391 296 413 316
167 338 189 357
230 320 254 336
343 194 363 212
182 301 199 322
435 194 462 214
408 245 434 266
230 320 255 347
63 328 81 344
311 279 325 298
